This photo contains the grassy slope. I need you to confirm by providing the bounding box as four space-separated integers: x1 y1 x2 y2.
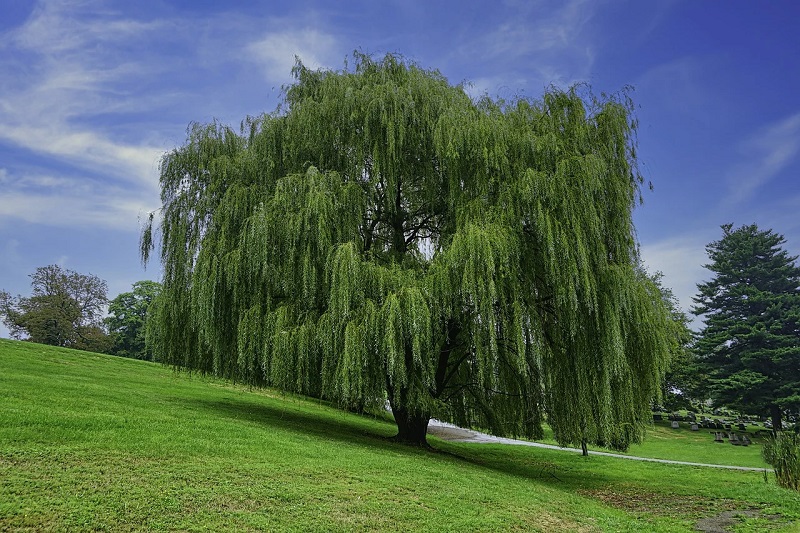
532 420 770 469
618 420 771 468
1 338 798 532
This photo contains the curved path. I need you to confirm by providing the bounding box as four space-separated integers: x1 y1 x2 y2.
427 419 771 472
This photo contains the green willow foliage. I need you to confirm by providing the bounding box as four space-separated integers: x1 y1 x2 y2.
142 53 672 447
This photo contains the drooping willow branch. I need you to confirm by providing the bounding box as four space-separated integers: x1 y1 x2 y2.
142 52 673 448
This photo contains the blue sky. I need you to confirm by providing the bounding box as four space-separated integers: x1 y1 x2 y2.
1 0 799 337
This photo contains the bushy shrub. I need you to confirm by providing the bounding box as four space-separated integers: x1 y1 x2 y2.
762 430 800 491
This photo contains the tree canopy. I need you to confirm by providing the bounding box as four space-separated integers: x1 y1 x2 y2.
106 280 162 360
142 53 673 447
1 264 110 352
693 223 800 430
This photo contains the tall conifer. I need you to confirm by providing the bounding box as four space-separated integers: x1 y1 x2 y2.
693 224 800 430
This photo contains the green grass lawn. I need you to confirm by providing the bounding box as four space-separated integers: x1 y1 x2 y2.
617 420 770 468
528 419 771 469
1 338 799 532
465 418 770 469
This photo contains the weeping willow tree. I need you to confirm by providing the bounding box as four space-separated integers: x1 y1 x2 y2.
142 53 672 447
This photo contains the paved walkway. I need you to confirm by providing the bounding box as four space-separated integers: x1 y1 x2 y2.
427 419 772 472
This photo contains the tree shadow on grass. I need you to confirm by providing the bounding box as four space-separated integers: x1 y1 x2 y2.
184 396 617 490
183 397 424 458
430 439 620 491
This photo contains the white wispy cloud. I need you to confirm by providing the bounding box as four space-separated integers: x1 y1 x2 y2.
639 231 717 322
247 27 342 83
724 112 800 208
0 0 166 198
483 0 592 58
0 3 343 233
2 125 163 190
453 0 596 93
10 1 166 56
0 3 346 227
0 169 90 192
634 57 708 117
0 187 153 231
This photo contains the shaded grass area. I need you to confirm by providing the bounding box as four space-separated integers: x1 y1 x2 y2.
1 338 799 532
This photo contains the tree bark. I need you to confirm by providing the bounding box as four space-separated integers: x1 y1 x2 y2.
393 410 430 445
389 402 430 446
580 417 589 456
433 319 461 399
770 404 783 434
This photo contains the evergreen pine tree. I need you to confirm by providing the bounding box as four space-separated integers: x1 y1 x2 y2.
693 223 800 430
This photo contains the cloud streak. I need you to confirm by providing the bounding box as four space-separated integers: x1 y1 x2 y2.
0 1 222 236
453 0 596 95
482 0 592 58
724 112 800 208
0 3 348 212
0 187 154 231
0 1 167 199
247 28 342 83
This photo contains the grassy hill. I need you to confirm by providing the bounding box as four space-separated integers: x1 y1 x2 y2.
1 338 798 531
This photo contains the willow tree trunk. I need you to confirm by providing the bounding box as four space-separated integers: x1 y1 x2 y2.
580 418 589 456
390 403 430 445
386 379 429 445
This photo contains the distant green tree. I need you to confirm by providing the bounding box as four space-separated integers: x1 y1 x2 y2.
649 271 698 410
106 280 162 360
692 224 800 430
142 53 673 447
0 265 110 352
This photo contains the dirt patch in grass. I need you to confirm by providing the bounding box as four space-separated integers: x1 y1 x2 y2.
580 488 787 531
580 487 740 515
695 509 760 532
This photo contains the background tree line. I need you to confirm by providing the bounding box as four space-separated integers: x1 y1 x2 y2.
1 265 160 361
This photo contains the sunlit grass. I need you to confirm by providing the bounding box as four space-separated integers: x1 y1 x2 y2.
1 338 798 532
528 419 770 469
